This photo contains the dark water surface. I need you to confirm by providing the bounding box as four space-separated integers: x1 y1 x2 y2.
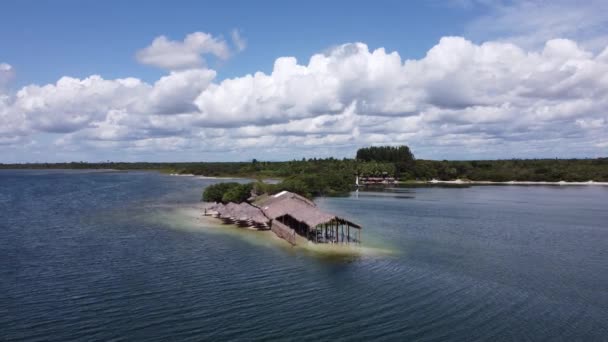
1 170 607 341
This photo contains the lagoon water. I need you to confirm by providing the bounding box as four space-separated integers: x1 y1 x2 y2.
1 170 607 341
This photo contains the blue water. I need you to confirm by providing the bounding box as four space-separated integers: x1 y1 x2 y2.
1 170 607 341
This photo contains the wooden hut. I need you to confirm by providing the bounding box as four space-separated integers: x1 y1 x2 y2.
256 191 362 244
205 202 269 229
203 191 362 245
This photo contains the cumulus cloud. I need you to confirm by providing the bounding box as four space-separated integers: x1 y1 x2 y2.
139 68 216 114
14 76 149 133
465 0 608 52
2 36 608 160
9 68 216 136
0 63 15 89
136 32 231 70
194 37 608 131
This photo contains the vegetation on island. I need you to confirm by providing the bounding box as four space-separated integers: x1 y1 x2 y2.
203 174 352 202
356 145 415 178
3 146 608 199
202 182 254 203
197 146 608 201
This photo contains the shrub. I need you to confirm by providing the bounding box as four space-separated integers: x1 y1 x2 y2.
221 183 253 203
202 182 241 202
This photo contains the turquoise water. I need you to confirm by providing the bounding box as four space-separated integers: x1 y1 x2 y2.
1 170 607 341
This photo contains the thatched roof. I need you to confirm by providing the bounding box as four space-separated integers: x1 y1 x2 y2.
214 202 269 225
257 191 361 229
206 191 361 229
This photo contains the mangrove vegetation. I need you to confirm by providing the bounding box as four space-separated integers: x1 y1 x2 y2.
3 146 607 190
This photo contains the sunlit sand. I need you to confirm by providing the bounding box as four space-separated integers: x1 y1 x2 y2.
149 203 396 259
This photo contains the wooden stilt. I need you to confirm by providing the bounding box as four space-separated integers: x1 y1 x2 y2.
347 224 350 243
335 221 338 243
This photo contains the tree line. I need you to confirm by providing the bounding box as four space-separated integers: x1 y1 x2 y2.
3 147 607 188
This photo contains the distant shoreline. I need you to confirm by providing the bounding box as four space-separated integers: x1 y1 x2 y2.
168 173 231 179
419 179 608 186
3 170 606 186
168 173 282 184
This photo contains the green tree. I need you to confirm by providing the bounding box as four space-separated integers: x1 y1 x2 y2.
221 183 254 203
202 182 241 202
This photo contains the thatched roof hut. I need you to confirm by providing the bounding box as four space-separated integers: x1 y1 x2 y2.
206 202 269 229
204 190 361 243
257 191 361 228
256 191 361 243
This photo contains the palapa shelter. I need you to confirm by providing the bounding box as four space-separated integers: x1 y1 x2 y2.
205 202 269 229
204 191 361 245
257 191 362 244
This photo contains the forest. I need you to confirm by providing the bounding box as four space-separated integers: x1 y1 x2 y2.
3 146 608 197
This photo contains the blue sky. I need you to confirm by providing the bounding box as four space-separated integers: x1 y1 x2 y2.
1 0 607 162
2 1 475 86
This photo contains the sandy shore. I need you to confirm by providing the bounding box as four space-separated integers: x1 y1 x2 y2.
165 202 394 258
168 173 241 179
423 179 608 186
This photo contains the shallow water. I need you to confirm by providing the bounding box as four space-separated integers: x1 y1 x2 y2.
1 170 607 341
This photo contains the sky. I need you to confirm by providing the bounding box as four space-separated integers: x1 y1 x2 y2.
1 0 607 162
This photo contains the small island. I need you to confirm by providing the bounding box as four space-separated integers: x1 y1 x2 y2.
202 183 361 246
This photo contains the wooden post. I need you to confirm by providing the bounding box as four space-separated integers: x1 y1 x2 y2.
318 225 320 243
347 224 350 243
332 220 335 243
337 222 340 243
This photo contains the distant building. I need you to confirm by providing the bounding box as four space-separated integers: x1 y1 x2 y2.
357 172 397 185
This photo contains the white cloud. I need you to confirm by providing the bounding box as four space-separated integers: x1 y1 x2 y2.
0 63 15 89
10 69 216 136
231 29 247 52
136 32 231 70
0 93 26 139
465 0 608 52
14 75 149 133
2 35 608 160
139 68 217 114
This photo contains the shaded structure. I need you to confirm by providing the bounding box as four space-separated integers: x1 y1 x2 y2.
204 202 269 230
203 191 362 246
357 172 397 185
256 191 362 244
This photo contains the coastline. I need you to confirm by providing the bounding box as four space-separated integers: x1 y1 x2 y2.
167 173 236 179
419 179 608 186
175 173 608 186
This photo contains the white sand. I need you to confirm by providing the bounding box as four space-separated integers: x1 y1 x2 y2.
162 203 395 258
425 179 608 186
